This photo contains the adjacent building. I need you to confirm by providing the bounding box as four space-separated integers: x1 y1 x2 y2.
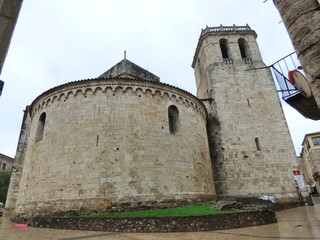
300 132 320 192
0 153 14 173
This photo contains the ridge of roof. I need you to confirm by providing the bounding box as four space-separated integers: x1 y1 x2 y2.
99 59 160 83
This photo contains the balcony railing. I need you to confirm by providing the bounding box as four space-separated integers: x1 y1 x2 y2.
200 24 252 37
269 52 300 99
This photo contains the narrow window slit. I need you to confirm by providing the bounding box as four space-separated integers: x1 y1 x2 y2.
168 105 179 134
35 112 46 142
255 137 261 151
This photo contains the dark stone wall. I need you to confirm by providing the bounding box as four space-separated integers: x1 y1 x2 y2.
30 210 276 233
0 0 23 74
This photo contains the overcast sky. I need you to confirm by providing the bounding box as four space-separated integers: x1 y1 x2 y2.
1 0 319 157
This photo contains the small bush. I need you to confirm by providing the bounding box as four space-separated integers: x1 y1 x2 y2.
0 171 11 204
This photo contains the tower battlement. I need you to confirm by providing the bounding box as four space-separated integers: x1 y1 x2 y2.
192 24 257 68
200 24 254 36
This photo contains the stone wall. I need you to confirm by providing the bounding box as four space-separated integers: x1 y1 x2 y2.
12 78 216 215
0 0 23 74
193 26 299 200
273 0 320 109
4 106 30 216
30 210 277 232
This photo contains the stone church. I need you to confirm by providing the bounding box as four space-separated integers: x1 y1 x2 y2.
5 25 298 217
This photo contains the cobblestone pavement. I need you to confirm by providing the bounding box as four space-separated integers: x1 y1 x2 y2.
1 198 320 240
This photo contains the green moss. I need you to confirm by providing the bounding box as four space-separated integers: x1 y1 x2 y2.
86 204 236 218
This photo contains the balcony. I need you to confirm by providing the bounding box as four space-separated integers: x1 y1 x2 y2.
270 53 320 120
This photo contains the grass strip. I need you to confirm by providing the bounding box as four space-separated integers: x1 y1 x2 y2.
86 204 236 218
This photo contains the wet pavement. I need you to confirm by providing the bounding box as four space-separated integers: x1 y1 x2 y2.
1 199 320 240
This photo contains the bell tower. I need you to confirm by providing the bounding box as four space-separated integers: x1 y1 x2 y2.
192 25 298 200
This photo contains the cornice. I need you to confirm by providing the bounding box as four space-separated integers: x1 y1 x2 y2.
29 77 208 120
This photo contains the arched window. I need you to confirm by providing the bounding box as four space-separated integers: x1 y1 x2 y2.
168 105 179 134
219 38 230 59
238 38 250 59
255 137 261 151
36 112 46 142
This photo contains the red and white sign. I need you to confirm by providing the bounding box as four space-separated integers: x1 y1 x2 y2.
293 171 305 188
288 70 312 98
